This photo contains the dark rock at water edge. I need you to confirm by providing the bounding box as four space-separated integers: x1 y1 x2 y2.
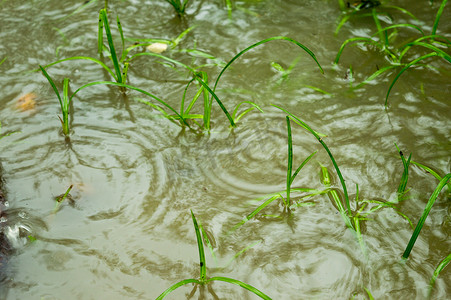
0 162 12 260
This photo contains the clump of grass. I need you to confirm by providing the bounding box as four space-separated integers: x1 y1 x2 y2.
156 210 272 300
40 66 72 136
42 10 196 88
40 9 128 87
334 0 451 106
273 105 352 219
229 116 327 233
165 0 190 16
134 36 323 131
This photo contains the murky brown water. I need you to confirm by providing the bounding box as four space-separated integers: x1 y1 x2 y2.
0 0 450 299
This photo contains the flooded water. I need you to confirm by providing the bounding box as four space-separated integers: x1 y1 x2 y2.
0 0 450 299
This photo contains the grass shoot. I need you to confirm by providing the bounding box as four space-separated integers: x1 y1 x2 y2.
334 0 451 106
229 116 325 232
164 0 190 16
156 210 272 300
53 185 74 213
39 66 72 136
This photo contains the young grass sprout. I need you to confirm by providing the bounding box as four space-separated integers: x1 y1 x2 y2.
229 115 332 233
53 185 74 213
40 66 71 136
156 210 272 300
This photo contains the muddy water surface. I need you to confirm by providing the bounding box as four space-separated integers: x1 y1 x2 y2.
0 0 450 299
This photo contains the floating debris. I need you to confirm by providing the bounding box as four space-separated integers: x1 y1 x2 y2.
146 43 168 54
16 92 37 111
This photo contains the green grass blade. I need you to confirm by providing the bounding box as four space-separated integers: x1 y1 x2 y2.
394 143 411 198
411 160 451 193
232 101 263 123
271 106 326 137
184 82 203 115
53 184 73 213
39 66 63 111
337 0 346 10
402 173 451 259
286 116 293 207
0 57 6 67
385 52 439 106
62 78 70 135
399 41 451 63
430 253 451 288
199 72 211 130
121 62 129 84
230 194 281 233
172 25 196 47
39 56 117 81
195 75 236 128
291 151 317 185
372 8 388 46
69 81 189 126
372 23 425 38
100 9 122 83
432 0 448 36
360 199 414 228
353 216 367 258
136 98 174 120
335 12 357 35
180 77 195 117
155 278 201 300
98 11 104 54
207 277 272 300
127 52 196 73
364 287 375 300
213 36 324 93
384 5 418 20
116 15 126 61
225 0 232 18
198 221 217 265
334 37 382 64
190 210 206 282
353 65 399 90
223 240 261 269
319 162 354 229
399 35 451 61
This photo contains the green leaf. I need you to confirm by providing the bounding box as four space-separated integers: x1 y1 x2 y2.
432 0 448 36
385 52 439 106
402 173 451 259
155 278 201 300
191 210 206 282
100 9 123 83
207 277 272 299
213 36 324 94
